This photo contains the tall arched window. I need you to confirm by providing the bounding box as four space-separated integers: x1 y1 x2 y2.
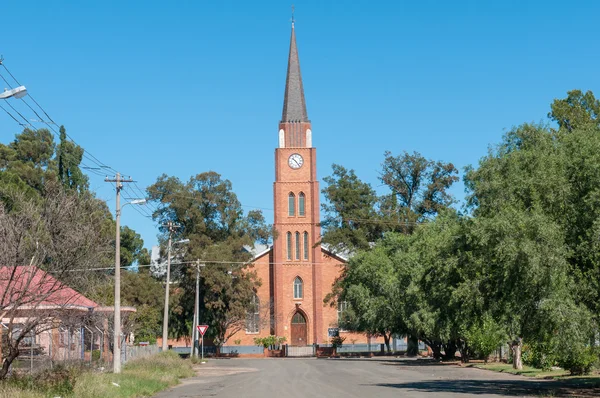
246 294 260 333
298 192 306 216
293 277 303 299
288 193 296 216
303 232 309 260
286 232 292 260
295 232 301 260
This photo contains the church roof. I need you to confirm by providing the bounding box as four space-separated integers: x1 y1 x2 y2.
281 23 309 123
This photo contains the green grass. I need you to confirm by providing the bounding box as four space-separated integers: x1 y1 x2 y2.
0 351 195 398
471 362 572 378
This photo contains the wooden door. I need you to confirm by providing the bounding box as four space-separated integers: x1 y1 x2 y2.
291 311 307 346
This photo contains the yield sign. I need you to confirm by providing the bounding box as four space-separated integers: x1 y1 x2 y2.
196 325 208 336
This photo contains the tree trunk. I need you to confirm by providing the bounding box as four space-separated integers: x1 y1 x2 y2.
407 335 419 356
511 338 523 370
458 340 470 363
426 340 442 359
383 332 391 353
442 341 457 360
0 344 19 380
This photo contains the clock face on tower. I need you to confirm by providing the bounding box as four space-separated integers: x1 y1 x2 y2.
288 153 304 169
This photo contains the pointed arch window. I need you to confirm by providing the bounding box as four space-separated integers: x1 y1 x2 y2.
246 294 260 333
295 232 301 260
298 192 306 216
293 277 303 299
303 232 309 260
288 193 296 216
286 232 292 260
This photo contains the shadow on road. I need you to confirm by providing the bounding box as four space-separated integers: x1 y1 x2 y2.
371 378 600 397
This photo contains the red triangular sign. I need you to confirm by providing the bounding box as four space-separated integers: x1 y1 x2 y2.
196 325 208 336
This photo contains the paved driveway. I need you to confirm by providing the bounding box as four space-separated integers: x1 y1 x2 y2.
153 357 596 398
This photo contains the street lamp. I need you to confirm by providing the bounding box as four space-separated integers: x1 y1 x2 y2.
113 197 146 374
0 86 27 99
161 225 188 352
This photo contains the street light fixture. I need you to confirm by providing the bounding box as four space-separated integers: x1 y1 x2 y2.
0 86 27 100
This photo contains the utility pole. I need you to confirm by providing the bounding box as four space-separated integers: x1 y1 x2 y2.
161 221 180 352
190 261 204 357
105 172 133 374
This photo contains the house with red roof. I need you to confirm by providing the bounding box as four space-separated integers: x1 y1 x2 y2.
0 266 136 367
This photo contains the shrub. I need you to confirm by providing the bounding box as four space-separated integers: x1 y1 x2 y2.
331 336 346 349
464 315 505 363
557 346 598 375
253 335 286 349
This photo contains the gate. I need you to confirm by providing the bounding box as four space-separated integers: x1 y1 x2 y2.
287 345 315 357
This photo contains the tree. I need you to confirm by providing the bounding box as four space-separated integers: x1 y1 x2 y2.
549 89 600 132
379 150 458 232
321 164 382 253
464 114 598 371
0 184 112 379
119 226 151 269
147 171 271 346
334 241 403 352
56 125 88 192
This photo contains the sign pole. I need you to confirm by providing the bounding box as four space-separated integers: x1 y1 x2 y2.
201 334 204 361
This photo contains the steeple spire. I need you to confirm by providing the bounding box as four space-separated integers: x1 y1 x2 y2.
281 22 309 123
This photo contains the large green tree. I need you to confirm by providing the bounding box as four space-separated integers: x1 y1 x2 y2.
147 171 271 346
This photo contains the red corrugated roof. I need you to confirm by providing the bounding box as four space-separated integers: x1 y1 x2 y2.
0 266 98 309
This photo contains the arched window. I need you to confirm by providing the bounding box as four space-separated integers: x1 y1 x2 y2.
293 277 303 299
288 192 296 216
298 192 305 216
246 294 260 333
295 232 301 260
286 232 292 260
303 232 309 260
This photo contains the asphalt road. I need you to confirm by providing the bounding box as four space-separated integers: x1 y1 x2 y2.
152 357 591 398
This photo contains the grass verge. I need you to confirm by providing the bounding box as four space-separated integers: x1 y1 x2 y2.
469 362 571 378
0 351 195 398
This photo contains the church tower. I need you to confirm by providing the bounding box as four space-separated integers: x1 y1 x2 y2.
272 22 324 345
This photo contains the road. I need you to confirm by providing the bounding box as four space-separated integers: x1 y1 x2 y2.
153 357 594 398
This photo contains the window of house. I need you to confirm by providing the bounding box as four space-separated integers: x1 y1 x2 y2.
295 231 300 260
337 301 348 327
286 232 292 260
303 232 309 260
246 294 260 333
288 193 295 216
298 192 305 216
293 277 303 299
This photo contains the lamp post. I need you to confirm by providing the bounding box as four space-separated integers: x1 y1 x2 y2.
161 222 187 352
110 190 146 374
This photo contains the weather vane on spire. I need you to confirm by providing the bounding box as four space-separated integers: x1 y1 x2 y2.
291 4 295 26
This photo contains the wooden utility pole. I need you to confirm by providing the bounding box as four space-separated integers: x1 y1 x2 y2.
161 221 180 352
105 172 133 374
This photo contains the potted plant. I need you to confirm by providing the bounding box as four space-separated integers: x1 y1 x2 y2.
331 336 346 357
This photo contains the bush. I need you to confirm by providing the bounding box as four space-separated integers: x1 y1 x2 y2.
557 346 598 375
91 349 101 361
253 335 286 349
464 315 505 363
2 363 82 397
331 336 346 349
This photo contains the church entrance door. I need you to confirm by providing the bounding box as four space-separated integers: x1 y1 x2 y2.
291 311 307 345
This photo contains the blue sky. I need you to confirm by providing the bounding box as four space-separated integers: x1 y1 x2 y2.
1 0 599 250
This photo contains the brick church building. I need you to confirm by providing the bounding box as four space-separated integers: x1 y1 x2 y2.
225 23 375 349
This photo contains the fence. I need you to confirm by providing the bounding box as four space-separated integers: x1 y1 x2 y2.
2 321 159 376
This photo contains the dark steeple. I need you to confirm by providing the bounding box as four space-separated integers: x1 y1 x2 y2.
281 23 309 123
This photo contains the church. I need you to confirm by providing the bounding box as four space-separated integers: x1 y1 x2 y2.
224 23 374 349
